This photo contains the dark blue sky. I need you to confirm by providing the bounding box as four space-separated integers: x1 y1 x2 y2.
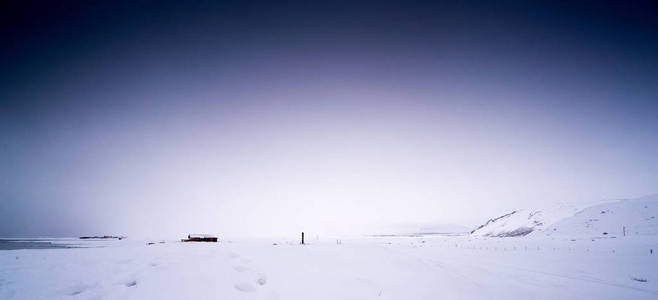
1 1 657 237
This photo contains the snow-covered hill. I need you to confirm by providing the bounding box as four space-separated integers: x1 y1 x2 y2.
539 195 658 238
470 204 577 237
471 195 658 238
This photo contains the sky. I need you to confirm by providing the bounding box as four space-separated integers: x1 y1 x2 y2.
1 0 657 238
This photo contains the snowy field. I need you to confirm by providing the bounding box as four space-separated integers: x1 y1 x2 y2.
1 234 657 300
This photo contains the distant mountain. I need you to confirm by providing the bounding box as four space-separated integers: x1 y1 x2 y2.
416 223 470 234
471 195 658 238
366 222 470 235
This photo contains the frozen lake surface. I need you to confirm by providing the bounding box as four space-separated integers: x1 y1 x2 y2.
1 235 656 299
0 239 86 250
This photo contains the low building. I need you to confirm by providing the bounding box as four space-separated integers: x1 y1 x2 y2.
181 234 218 242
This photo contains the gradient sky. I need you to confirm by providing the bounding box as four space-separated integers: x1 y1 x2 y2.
1 1 657 238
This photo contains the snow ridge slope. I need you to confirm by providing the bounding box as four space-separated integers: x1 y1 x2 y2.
539 195 658 238
472 195 658 238
471 204 578 237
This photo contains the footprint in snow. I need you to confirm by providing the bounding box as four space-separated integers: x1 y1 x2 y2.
63 283 92 296
125 280 137 287
256 274 267 286
234 282 256 292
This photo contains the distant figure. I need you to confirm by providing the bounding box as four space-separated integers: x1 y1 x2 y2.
188 234 190 239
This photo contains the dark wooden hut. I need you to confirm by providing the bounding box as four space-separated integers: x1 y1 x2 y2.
182 234 218 242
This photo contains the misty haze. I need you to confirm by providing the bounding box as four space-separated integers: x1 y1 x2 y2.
1 1 657 299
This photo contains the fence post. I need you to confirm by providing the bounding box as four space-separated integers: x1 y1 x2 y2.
301 232 305 245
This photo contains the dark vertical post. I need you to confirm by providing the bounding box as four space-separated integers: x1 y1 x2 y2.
301 232 305 245
623 226 626 237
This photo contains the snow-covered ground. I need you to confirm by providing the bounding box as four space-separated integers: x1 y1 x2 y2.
2 195 657 299
1 234 656 300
